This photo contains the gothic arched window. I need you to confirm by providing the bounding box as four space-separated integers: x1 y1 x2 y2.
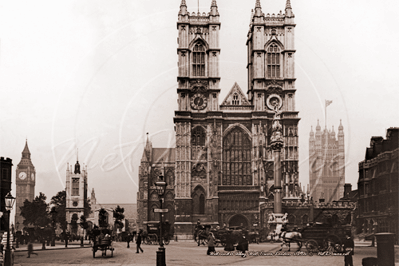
192 42 205 76
267 43 280 78
232 93 239 105
192 126 206 146
222 127 252 186
192 186 205 214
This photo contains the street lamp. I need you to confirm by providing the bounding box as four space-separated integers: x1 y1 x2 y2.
4 192 15 266
154 175 167 266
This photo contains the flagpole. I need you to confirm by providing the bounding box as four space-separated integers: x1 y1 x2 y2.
325 100 327 129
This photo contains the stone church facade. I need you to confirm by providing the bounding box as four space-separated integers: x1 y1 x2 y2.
138 0 302 240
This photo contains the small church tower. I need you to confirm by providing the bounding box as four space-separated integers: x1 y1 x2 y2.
65 158 88 234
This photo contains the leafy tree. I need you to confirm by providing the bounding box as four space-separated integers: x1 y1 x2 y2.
80 215 89 230
113 205 125 230
50 190 67 231
98 208 108 228
20 192 51 228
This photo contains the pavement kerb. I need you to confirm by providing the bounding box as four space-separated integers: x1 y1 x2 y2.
14 245 92 253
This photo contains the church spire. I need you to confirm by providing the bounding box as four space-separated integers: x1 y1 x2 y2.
22 139 31 157
255 0 261 8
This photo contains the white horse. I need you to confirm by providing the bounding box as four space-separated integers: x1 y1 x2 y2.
278 231 302 252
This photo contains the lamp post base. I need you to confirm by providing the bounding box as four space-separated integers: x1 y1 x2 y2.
4 249 11 266
156 247 166 266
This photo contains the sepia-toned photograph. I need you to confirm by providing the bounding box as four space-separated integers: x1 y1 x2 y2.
0 0 398 265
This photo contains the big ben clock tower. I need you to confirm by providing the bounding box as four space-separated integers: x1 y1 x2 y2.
15 140 36 229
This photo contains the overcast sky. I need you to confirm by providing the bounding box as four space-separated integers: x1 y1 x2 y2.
0 0 398 209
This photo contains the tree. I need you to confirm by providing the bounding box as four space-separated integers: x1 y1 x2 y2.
20 192 51 228
80 215 89 230
98 208 108 228
50 191 67 231
113 205 125 231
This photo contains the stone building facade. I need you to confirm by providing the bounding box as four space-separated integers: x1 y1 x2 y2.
15 141 36 230
137 0 302 240
357 127 398 243
309 121 345 203
65 160 88 234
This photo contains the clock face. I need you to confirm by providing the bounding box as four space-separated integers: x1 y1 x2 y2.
19 172 27 180
31 173 35 181
190 93 207 110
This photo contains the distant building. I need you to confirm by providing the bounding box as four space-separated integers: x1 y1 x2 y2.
0 157 12 232
309 120 345 203
357 127 398 243
88 188 137 233
15 140 36 231
65 160 88 234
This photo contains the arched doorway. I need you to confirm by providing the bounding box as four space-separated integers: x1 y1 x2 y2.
229 214 248 228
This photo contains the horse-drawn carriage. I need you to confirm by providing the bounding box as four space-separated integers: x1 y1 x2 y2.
302 223 350 253
143 222 170 245
277 223 350 253
91 228 114 258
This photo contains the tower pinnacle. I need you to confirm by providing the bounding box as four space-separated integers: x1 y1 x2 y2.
285 0 294 18
179 0 188 15
210 0 219 16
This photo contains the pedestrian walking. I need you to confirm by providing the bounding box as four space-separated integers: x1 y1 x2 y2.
127 233 131 248
27 242 38 258
237 235 249 257
207 233 216 255
136 229 144 253
343 232 354 266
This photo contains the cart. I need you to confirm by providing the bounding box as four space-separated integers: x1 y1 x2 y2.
91 229 114 258
301 223 349 253
144 222 170 245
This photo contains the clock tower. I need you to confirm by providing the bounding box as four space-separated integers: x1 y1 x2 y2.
15 140 36 229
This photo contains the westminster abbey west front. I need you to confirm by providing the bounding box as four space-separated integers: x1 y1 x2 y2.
137 0 302 240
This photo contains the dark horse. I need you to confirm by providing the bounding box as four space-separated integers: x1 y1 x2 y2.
278 230 302 252
194 228 208 246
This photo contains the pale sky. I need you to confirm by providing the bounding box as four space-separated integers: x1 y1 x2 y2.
0 0 398 209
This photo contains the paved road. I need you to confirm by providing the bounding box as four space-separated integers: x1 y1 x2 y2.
13 240 394 266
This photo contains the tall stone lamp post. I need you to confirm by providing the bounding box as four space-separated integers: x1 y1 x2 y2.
155 175 167 266
4 192 15 266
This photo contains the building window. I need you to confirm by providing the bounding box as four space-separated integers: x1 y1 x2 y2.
72 178 79 196
267 43 280 78
192 126 206 146
192 42 205 76
222 127 252 185
192 186 205 214
232 93 239 105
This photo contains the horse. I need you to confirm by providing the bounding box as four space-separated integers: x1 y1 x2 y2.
195 229 208 246
278 230 302 252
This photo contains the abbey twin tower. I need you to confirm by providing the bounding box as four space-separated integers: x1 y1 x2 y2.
138 0 302 239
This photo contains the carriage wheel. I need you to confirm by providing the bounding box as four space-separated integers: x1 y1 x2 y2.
305 240 319 253
322 235 342 252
